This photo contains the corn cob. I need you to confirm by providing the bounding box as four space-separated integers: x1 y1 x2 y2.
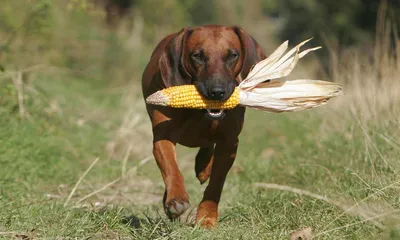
146 85 240 109
145 39 344 112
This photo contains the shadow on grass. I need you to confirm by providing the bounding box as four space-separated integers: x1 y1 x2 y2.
122 214 145 228
121 213 177 238
120 209 199 239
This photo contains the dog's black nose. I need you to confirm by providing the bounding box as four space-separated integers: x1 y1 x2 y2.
209 87 226 100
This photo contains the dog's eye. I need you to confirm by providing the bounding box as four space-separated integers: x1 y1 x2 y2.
227 51 239 60
192 53 203 60
193 53 201 58
191 52 205 64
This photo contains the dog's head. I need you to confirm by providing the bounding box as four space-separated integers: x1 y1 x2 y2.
159 25 265 119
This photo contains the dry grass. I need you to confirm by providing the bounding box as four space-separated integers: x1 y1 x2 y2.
105 81 152 160
320 3 400 126
302 7 400 236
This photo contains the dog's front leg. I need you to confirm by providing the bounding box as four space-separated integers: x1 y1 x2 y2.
151 112 190 220
153 139 190 220
195 138 239 228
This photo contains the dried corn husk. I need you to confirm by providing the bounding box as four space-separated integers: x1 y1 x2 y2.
239 79 342 112
236 38 342 112
146 39 343 112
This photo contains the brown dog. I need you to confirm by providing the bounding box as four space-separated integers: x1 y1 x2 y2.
141 25 266 228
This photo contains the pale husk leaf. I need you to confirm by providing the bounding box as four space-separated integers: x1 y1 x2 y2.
245 40 289 80
239 38 321 90
238 79 343 112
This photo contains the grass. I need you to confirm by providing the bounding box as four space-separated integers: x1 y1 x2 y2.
1 2 400 239
1 62 400 240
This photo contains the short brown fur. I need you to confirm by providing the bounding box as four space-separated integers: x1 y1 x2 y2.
141 25 265 228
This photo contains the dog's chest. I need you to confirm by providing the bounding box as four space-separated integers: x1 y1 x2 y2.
176 117 221 147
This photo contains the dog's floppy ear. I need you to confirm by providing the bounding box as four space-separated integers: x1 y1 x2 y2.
159 27 193 87
233 26 266 80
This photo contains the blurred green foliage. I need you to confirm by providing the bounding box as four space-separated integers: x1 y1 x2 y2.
261 0 400 46
0 0 398 80
178 0 217 25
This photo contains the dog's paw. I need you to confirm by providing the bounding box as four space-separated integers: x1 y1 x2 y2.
164 197 190 219
195 200 218 228
196 216 217 229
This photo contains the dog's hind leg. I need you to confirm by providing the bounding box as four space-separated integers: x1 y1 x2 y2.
196 139 239 228
195 145 215 184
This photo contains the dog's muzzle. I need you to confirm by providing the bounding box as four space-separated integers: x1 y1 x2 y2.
195 81 235 120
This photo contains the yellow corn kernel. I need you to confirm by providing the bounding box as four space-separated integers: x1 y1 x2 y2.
146 85 240 109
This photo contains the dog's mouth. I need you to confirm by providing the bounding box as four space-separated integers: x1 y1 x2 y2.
205 109 225 120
